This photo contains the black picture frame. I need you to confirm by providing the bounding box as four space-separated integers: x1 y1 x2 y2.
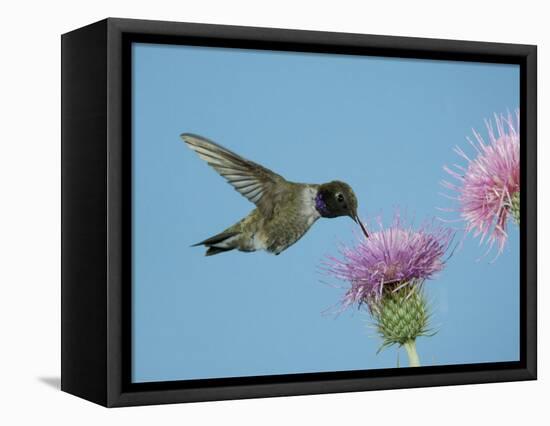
61 17 537 407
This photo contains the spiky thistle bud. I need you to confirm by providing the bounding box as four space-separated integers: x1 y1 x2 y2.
511 191 520 225
370 284 430 349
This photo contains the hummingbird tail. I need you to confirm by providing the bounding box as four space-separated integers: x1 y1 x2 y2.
205 246 233 256
192 231 240 256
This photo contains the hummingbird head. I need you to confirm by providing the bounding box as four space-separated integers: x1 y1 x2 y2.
316 181 369 238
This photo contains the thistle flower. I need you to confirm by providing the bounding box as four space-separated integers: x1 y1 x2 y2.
442 111 520 255
324 214 453 366
326 214 453 309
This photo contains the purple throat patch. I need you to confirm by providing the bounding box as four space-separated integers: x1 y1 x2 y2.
315 192 328 216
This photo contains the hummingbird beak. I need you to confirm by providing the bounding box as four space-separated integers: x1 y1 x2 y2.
351 213 369 239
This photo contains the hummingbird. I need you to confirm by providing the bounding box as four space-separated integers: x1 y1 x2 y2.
181 133 369 256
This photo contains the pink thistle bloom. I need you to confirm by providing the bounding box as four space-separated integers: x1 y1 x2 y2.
324 214 453 310
442 111 520 255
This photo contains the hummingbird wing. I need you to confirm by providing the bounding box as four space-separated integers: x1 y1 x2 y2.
181 133 287 218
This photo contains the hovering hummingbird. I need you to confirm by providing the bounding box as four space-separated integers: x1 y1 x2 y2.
181 133 369 256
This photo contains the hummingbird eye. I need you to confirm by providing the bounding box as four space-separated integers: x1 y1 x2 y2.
336 193 345 203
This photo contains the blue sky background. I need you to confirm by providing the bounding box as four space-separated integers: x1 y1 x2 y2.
132 43 520 383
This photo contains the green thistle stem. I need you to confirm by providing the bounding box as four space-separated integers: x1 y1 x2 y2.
403 340 420 367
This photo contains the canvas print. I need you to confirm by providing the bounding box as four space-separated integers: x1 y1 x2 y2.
131 42 520 383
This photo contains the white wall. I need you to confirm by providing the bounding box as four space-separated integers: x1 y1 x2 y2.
0 0 545 424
